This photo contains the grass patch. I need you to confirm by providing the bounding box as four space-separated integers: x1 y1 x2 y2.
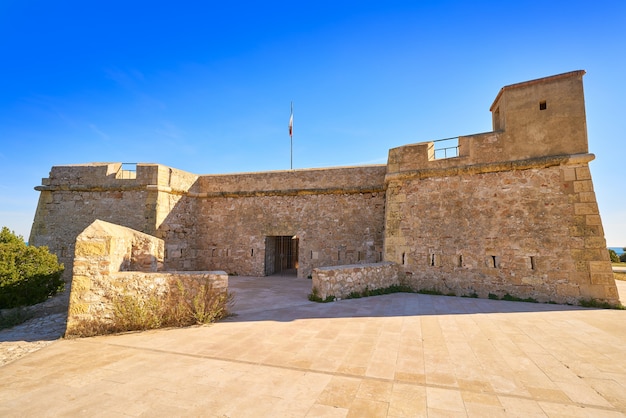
68 279 234 337
614 272 626 281
579 298 625 310
363 284 413 297
347 284 415 299
308 287 335 303
502 294 538 303
308 284 462 303
0 308 33 330
487 293 541 303
416 288 444 296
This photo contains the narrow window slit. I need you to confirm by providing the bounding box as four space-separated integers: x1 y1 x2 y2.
489 255 499 268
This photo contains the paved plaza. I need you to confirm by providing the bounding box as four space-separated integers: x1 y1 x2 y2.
1 277 625 417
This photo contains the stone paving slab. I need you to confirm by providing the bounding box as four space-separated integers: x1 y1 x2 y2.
0 276 625 417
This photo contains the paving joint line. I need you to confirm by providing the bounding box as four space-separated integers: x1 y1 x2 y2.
85 338 624 413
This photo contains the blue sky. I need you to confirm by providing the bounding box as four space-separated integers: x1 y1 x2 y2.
1 1 625 246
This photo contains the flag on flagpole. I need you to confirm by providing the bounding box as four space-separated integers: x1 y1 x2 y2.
289 102 293 138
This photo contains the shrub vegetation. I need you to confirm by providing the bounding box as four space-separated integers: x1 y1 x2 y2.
0 227 64 309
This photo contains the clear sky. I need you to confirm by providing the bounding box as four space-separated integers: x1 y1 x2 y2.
1 1 625 246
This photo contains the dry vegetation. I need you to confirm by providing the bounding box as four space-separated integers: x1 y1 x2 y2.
67 279 234 338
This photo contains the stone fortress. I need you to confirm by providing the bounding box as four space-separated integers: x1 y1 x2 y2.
30 70 619 307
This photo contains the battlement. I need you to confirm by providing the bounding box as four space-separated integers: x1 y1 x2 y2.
191 165 387 197
36 163 199 193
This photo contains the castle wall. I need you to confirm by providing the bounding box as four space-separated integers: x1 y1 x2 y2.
29 163 198 281
29 70 619 305
161 166 387 279
384 155 616 304
30 162 388 282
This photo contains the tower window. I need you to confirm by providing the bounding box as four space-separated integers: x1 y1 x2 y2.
539 101 547 110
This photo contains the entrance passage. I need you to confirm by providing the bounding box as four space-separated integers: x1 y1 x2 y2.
264 236 299 276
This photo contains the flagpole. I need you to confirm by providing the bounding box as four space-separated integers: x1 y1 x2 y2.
289 101 293 170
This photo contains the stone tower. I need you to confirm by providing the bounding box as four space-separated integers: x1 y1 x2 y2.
384 71 617 303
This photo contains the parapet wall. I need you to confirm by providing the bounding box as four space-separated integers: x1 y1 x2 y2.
38 162 198 191
191 165 386 195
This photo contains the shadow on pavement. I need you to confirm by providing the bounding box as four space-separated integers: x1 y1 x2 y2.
225 276 597 323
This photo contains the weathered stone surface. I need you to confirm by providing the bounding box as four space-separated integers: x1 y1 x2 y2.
312 262 399 300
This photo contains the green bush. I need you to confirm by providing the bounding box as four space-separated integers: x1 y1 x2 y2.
609 249 620 263
0 227 64 309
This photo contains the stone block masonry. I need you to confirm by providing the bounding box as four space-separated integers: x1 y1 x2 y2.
30 70 620 306
383 71 617 305
384 157 615 304
30 163 198 284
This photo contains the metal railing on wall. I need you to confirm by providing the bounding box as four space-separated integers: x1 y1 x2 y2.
432 137 459 159
117 163 137 179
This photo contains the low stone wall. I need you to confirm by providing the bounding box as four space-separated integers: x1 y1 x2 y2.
65 219 228 336
66 271 228 336
312 262 399 300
